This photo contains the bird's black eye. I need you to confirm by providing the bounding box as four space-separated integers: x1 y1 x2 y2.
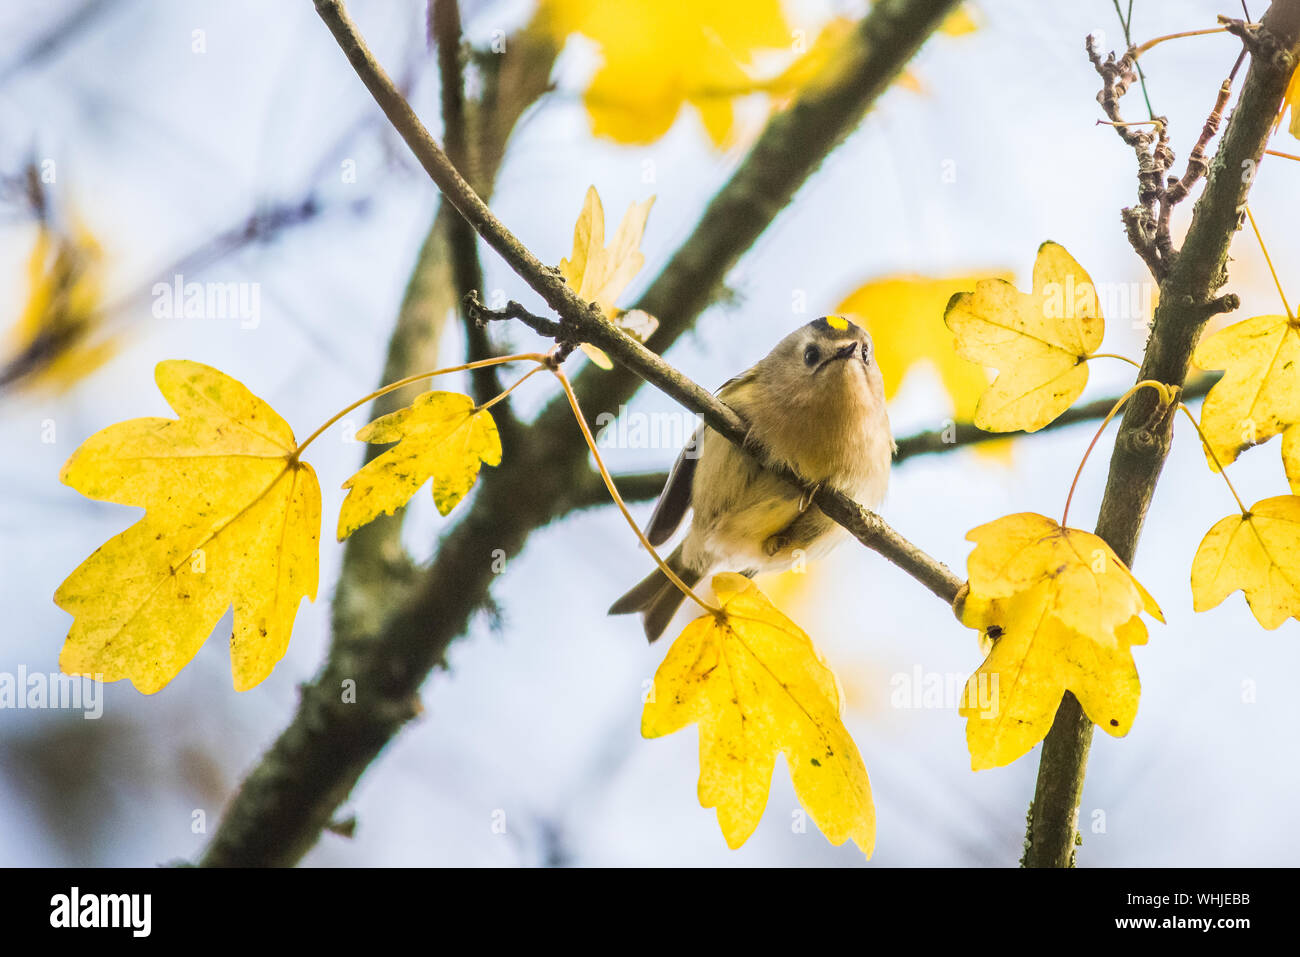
861 340 872 363
803 345 820 367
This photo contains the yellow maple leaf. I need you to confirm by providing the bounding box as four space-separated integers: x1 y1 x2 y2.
767 16 856 101
754 565 820 615
557 185 655 368
966 513 1163 640
54 360 320 693
837 273 1012 458
539 2 979 147
1191 313 1300 469
642 573 874 855
337 391 501 539
1284 426 1300 493
538 0 791 147
956 513 1162 769
4 223 116 393
940 5 979 36
1191 496 1300 629
958 583 1148 770
945 242 1104 433
773 6 978 101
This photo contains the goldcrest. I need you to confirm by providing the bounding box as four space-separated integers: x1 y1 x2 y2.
610 315 894 641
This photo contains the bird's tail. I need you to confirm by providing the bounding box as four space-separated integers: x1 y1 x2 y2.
608 543 702 643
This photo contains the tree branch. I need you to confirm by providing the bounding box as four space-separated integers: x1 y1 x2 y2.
198 0 964 867
432 0 499 406
1023 0 1300 868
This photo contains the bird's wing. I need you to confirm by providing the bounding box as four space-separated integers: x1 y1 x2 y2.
644 371 753 546
645 437 697 546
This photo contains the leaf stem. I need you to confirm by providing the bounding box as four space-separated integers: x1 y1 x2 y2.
1265 148 1300 161
1112 0 1155 119
293 352 547 458
1061 379 1173 528
1088 352 1144 369
1096 118 1164 132
549 365 720 615
473 364 544 413
1132 26 1230 57
1244 204 1295 320
1177 402 1249 514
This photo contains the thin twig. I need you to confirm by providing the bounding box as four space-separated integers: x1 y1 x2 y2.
465 294 564 338
1089 33 1175 279
1158 48 1248 261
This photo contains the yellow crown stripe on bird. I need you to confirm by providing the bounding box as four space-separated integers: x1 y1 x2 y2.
818 315 854 333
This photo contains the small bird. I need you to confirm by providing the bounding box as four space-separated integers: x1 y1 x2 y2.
610 315 894 641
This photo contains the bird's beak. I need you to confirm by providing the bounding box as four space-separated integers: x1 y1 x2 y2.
819 340 861 370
